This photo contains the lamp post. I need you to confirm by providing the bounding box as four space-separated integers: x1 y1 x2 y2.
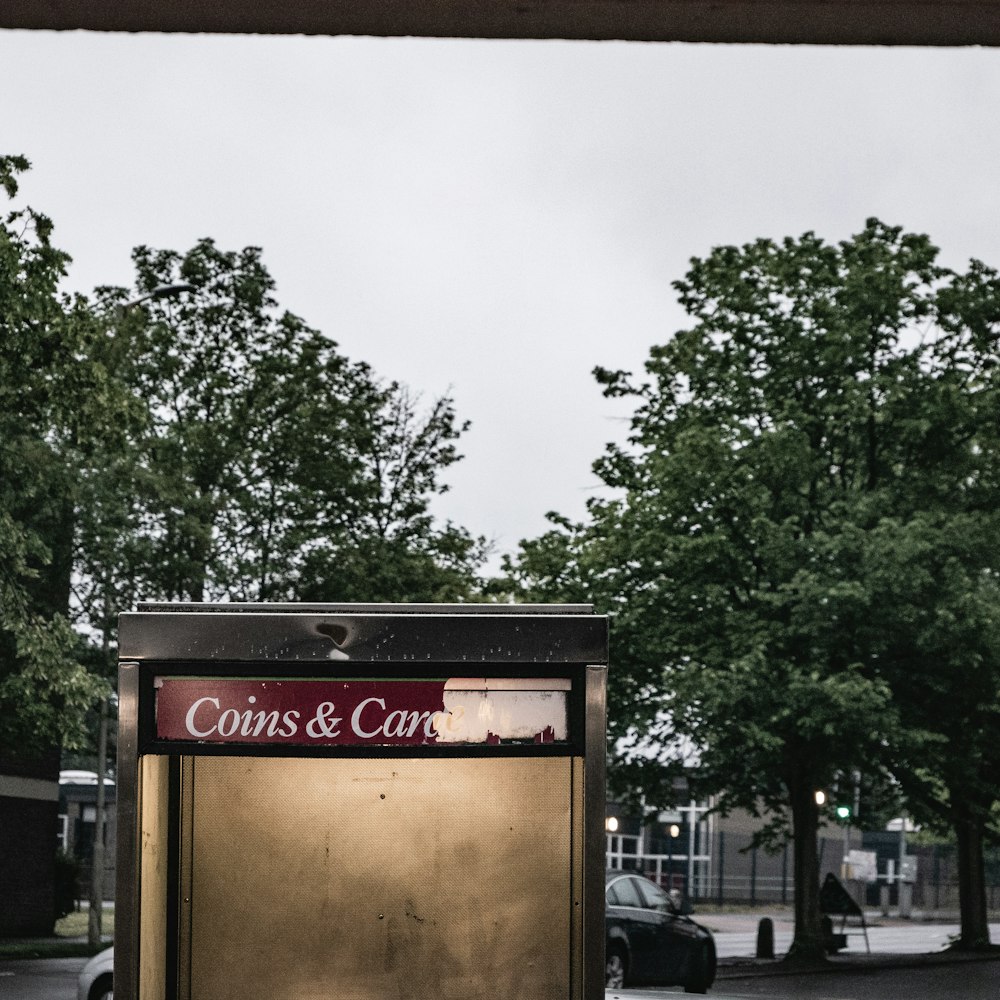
121 282 195 310
667 822 679 891
87 280 192 951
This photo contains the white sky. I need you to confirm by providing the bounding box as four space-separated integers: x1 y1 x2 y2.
3 31 1000 570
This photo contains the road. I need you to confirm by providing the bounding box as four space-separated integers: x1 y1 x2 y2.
0 957 84 1000
609 958 1000 998
4 931 1000 999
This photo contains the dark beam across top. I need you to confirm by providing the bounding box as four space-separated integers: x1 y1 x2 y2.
2 0 999 46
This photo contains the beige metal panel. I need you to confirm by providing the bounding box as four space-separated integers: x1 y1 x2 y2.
138 755 170 1000
185 757 574 999
178 758 195 1000
2 0 1000 45
569 757 585 1000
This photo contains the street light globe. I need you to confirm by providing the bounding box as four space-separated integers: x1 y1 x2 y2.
606 816 619 832
669 824 681 838
814 790 827 806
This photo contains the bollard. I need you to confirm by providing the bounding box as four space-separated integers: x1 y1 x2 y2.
756 916 775 959
899 881 913 919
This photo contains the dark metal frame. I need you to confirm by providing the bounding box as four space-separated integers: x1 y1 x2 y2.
119 606 606 664
116 603 608 1000
4 1 999 47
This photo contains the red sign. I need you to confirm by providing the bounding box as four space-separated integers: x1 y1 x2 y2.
155 677 568 747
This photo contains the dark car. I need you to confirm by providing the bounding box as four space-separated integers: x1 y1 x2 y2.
605 870 716 993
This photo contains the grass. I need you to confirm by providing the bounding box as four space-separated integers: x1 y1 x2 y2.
54 908 115 940
0 906 114 961
0 939 104 959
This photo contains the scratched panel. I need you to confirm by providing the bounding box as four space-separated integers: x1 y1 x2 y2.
186 757 574 999
138 755 169 1000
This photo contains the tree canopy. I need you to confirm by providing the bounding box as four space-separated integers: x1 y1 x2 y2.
4 158 486 758
0 155 114 753
505 219 1000 956
77 239 486 611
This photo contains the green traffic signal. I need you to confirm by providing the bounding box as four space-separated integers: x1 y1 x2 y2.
835 805 852 820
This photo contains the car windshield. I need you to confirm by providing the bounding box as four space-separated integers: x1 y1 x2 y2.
607 876 643 907
635 878 673 911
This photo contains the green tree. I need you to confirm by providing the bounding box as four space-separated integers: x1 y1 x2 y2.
856 261 1000 949
74 239 485 612
0 155 109 755
297 387 489 603
507 220 1000 959
863 515 1000 948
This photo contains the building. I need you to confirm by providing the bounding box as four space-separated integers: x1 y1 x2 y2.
606 798 866 907
0 747 61 935
58 770 117 904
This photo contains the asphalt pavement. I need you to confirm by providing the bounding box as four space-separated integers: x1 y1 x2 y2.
0 957 85 1000
610 957 1000 998
4 913 1000 999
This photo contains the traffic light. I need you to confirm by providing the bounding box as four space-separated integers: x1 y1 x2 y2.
835 804 852 821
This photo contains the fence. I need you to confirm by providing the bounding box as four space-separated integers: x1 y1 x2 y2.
608 827 1000 912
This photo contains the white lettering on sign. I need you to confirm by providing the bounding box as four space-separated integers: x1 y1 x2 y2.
185 696 300 738
350 697 465 739
305 702 343 738
156 678 569 746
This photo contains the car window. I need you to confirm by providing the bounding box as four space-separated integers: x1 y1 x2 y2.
636 878 672 911
607 876 644 908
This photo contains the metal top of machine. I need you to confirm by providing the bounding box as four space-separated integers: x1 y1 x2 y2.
136 601 593 615
120 603 608 664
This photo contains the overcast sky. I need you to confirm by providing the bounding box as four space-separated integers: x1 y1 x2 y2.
3 31 1000 570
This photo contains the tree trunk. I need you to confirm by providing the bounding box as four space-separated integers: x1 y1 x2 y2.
787 775 826 963
953 811 992 950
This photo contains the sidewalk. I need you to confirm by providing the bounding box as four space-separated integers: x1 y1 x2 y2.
700 907 1000 979
718 948 1000 980
699 907 999 931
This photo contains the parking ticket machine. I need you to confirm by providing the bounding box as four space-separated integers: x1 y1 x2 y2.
115 603 608 1000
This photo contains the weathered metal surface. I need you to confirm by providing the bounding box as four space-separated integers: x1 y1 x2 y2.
183 756 574 999
119 610 608 664
138 755 169 1000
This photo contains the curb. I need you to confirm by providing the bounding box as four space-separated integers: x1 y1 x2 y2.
718 948 1000 980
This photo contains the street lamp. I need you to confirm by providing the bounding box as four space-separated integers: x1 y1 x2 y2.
121 282 195 311
667 823 680 889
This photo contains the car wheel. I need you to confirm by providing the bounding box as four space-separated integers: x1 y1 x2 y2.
89 974 113 1000
605 944 628 988
683 939 715 994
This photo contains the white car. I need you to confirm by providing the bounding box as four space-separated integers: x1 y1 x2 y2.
78 946 113 1000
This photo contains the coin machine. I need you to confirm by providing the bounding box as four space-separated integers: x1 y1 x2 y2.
115 603 608 1000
